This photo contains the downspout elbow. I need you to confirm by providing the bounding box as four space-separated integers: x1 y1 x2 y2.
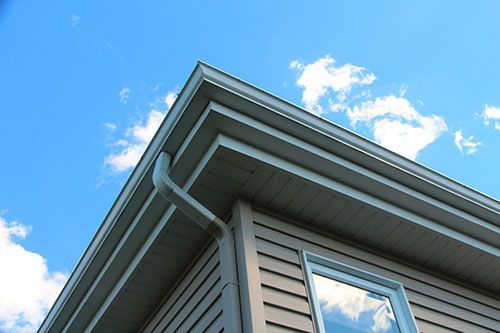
152 151 233 243
154 152 217 235
152 151 241 331
152 152 175 200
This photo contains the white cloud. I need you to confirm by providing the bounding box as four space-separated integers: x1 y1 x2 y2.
0 216 68 332
69 15 80 28
478 105 500 130
105 110 164 173
348 95 447 160
454 130 482 155
118 87 131 104
164 91 177 109
290 55 452 160
104 89 178 174
290 55 376 115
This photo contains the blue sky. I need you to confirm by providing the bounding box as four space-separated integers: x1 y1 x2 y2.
1 1 499 331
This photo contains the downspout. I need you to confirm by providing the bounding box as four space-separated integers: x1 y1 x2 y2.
152 152 242 332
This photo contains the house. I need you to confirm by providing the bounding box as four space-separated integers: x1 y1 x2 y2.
40 62 500 333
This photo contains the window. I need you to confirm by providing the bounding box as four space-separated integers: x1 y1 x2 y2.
301 251 419 333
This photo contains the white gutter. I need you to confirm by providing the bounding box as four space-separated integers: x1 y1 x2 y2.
152 151 242 332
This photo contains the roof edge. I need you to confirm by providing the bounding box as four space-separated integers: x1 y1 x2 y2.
196 61 499 215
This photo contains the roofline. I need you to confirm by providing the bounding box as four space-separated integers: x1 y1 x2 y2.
196 61 499 216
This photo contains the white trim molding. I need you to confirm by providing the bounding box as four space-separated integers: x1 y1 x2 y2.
301 250 419 333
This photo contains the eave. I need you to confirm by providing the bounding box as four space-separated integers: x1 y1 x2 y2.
40 62 500 332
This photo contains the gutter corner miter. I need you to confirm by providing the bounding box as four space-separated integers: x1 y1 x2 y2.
152 151 242 331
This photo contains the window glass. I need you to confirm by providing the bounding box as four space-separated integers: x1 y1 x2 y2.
312 273 401 333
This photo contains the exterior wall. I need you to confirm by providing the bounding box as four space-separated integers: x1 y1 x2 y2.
142 240 224 333
235 201 500 333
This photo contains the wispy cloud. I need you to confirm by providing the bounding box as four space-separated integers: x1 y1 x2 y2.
69 15 125 62
478 105 500 130
118 87 131 104
454 130 482 155
69 14 80 28
104 89 178 174
290 55 376 115
103 122 116 132
0 215 68 332
348 95 447 160
290 55 448 160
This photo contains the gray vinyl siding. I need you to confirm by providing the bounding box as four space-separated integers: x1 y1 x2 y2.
251 208 500 333
142 240 224 333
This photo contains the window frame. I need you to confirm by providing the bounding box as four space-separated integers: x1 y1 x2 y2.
300 250 419 333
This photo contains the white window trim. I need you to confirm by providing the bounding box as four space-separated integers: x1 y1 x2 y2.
300 250 419 333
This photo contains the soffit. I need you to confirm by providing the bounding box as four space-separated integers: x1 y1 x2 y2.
193 146 500 294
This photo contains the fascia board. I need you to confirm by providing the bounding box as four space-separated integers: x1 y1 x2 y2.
196 62 499 221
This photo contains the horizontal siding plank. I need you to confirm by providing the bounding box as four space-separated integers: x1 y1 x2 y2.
262 285 310 315
260 269 307 298
256 237 301 265
415 319 459 333
412 303 497 333
264 304 314 333
267 323 310 333
258 253 303 281
407 290 500 331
